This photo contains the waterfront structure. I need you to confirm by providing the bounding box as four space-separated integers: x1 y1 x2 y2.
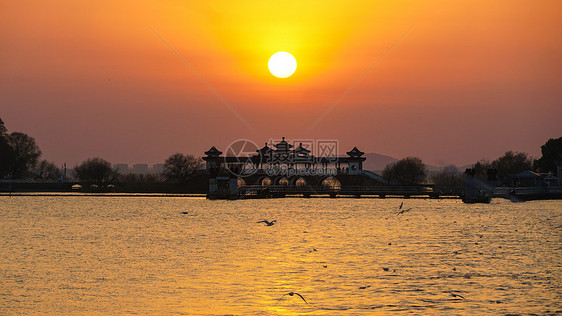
203 137 385 199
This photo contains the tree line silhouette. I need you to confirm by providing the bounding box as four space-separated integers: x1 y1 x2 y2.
1 116 560 191
0 117 60 180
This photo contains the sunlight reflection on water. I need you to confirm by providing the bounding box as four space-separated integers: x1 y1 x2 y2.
0 195 560 315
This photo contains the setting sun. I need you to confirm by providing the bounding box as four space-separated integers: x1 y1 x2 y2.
268 52 297 78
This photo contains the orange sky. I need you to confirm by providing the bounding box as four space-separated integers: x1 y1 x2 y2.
1 0 561 167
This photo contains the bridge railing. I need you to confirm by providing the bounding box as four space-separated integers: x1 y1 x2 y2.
495 186 562 195
239 185 464 196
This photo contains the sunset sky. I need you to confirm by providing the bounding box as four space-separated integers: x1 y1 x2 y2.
1 0 560 168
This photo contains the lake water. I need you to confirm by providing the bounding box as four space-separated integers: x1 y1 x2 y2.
0 195 560 315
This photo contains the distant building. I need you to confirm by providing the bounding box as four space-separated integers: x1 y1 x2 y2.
132 163 149 174
113 163 165 175
114 164 129 174
152 163 165 174
510 170 561 187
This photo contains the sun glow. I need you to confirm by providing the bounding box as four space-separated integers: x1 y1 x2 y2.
268 52 297 78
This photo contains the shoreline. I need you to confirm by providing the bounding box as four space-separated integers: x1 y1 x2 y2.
0 192 207 198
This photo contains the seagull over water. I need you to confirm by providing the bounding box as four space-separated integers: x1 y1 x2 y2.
397 208 412 215
257 220 276 226
276 291 308 304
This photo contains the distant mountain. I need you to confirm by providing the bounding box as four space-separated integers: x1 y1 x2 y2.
362 153 399 172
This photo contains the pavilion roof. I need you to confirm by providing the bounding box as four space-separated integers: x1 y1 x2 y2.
273 137 293 151
294 142 311 154
346 146 364 157
204 146 222 156
256 143 272 155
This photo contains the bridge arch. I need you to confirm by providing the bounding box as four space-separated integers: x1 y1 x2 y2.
293 177 307 186
257 176 272 186
276 177 289 186
237 178 246 188
321 176 342 190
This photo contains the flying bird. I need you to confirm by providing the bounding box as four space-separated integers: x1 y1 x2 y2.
398 202 403 210
397 208 412 215
276 291 308 304
257 220 276 226
359 285 371 289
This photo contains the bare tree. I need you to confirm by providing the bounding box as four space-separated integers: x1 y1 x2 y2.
74 157 119 184
0 116 7 136
0 117 14 179
432 165 464 187
163 153 203 182
33 160 62 181
472 159 491 179
491 151 533 178
383 157 427 185
7 132 42 179
534 137 562 176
